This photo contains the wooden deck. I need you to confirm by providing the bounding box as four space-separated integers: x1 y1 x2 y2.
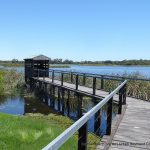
34 77 119 100
34 77 150 150
109 97 150 150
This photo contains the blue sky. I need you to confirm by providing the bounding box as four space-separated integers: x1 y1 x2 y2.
0 0 150 61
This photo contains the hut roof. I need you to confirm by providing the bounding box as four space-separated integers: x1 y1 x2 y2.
24 55 50 60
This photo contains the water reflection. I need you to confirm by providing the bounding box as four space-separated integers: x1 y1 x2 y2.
0 93 117 136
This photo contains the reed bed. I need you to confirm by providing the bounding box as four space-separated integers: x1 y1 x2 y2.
0 69 25 95
61 72 150 101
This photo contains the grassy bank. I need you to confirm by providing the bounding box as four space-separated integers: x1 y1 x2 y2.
0 113 100 150
0 70 24 95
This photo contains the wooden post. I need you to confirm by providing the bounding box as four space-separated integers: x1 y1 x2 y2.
106 97 113 135
78 94 87 150
61 73 64 86
58 88 61 111
76 74 79 90
78 123 87 150
77 94 83 119
38 69 39 79
44 83 48 105
67 90 70 117
83 74 86 86
39 81 42 90
61 89 65 114
50 85 53 107
71 72 73 83
123 84 127 105
93 77 96 95
52 85 55 108
94 100 101 136
43 70 45 81
101 75 104 89
118 88 123 114
52 70 54 83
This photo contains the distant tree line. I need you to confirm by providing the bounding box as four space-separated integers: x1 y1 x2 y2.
50 59 150 65
0 59 150 66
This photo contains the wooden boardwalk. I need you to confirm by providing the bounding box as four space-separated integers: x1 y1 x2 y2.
34 77 119 100
109 97 150 150
34 77 150 150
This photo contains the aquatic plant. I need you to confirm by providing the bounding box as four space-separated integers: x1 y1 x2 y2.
0 70 25 95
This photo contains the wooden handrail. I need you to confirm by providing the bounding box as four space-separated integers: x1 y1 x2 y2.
34 68 150 82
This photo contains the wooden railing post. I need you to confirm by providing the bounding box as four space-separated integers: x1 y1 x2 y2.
77 94 87 150
78 122 88 150
93 77 96 95
52 70 54 83
118 88 123 114
83 74 86 86
52 85 55 108
58 88 61 111
61 73 64 86
76 74 79 90
106 97 113 135
43 70 45 81
44 83 48 105
61 89 65 114
67 90 70 117
123 84 127 105
94 101 101 136
77 94 83 119
38 69 39 79
50 85 53 107
101 75 104 89
71 72 73 83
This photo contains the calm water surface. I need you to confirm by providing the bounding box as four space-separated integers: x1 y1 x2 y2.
1 65 150 77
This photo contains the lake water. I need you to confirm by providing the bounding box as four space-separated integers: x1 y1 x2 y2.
54 65 150 78
1 65 150 77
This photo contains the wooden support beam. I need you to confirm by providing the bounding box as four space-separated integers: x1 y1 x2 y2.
61 73 64 86
50 85 53 107
52 70 54 83
94 100 101 136
52 85 55 108
76 74 79 90
44 83 48 105
77 94 83 119
106 97 113 135
71 72 73 83
93 77 96 95
67 90 70 117
58 88 61 111
61 89 65 114
101 75 104 89
83 74 86 86
78 122 88 150
118 88 123 114
123 84 127 105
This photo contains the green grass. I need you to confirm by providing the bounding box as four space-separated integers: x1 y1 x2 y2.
0 70 24 95
0 113 100 150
